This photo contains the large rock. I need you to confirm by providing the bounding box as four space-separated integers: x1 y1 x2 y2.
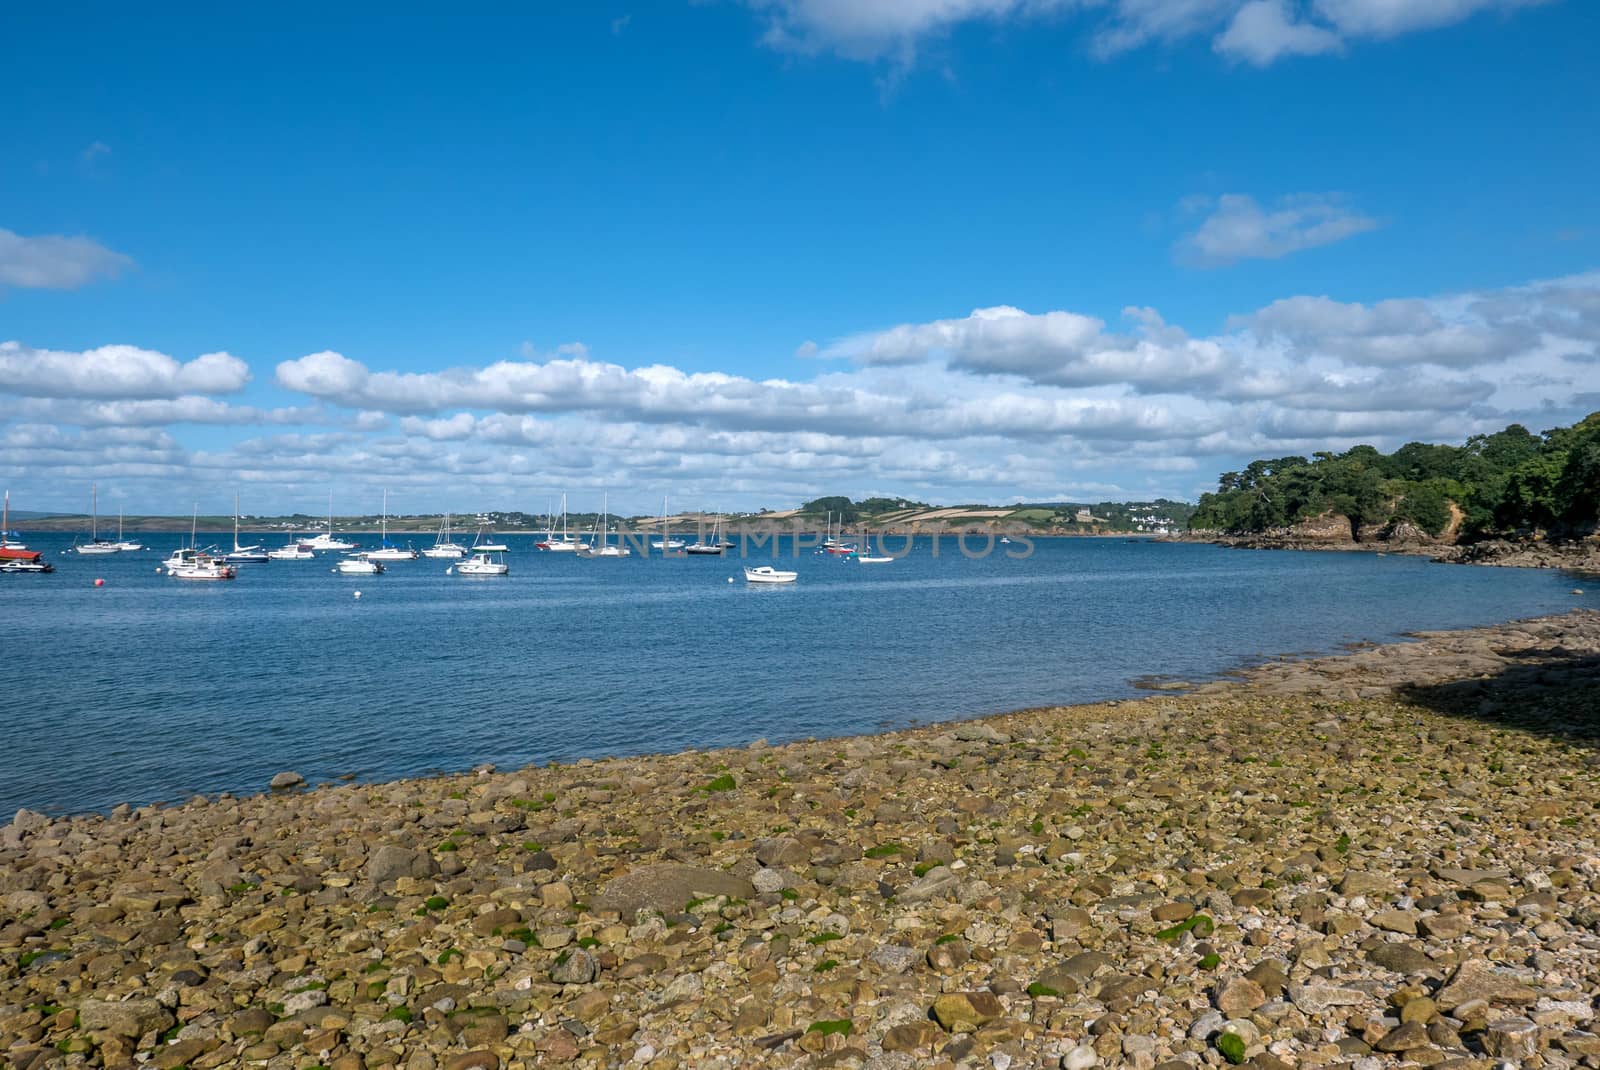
898 864 962 903
366 845 440 886
1287 984 1367 1015
593 864 754 918
550 948 598 985
79 998 173 1038
930 991 1004 1033
1437 958 1538 1011
1215 977 1267 1016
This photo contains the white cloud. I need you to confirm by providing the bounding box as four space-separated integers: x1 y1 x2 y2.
751 0 1074 61
819 305 1238 391
0 342 251 399
1176 193 1380 265
0 228 134 290
1241 293 1543 366
748 0 1545 68
1214 0 1343 63
7 271 1597 514
1311 0 1547 38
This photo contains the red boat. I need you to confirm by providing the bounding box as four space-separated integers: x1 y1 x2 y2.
0 492 52 572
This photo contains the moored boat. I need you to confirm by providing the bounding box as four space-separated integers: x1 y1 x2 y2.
0 492 50 572
334 552 385 575
74 484 120 555
685 512 726 555
165 506 237 579
455 549 509 576
536 495 583 551
267 534 317 560
165 547 237 580
304 492 358 550
422 513 468 559
743 565 797 584
223 494 270 563
368 489 419 560
114 511 143 552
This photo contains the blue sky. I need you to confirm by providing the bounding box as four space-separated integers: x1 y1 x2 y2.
3 1 1597 516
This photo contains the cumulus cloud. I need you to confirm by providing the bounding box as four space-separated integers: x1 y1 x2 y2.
748 0 1545 69
1214 0 1342 63
1242 294 1539 366
0 228 134 290
750 0 1073 61
819 305 1237 392
1176 193 1380 266
7 270 1597 514
0 342 251 399
1311 0 1548 38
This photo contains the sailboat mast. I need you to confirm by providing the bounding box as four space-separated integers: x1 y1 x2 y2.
91 483 98 540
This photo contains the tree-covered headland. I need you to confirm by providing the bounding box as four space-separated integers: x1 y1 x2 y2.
1189 412 1600 541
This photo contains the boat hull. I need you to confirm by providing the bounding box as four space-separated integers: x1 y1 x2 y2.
743 567 797 584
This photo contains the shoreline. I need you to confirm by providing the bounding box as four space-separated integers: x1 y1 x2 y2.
4 611 1598 1068
1167 531 1600 572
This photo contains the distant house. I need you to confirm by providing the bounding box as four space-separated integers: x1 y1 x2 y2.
1074 508 1104 523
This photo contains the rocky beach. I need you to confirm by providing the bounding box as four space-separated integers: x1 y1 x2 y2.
4 610 1599 1070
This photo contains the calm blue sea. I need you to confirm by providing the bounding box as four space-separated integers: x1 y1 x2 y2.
1 531 1584 816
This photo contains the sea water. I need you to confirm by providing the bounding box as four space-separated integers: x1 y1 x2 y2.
2 532 1584 815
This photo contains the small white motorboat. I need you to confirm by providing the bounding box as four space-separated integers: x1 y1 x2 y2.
165 507 236 578
267 535 316 560
334 553 385 575
857 553 894 564
743 566 797 584
305 491 358 550
454 550 509 576
164 547 237 580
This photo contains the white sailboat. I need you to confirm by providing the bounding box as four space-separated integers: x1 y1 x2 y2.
536 493 582 551
74 484 120 554
304 492 358 551
368 490 418 561
685 511 725 555
577 494 631 558
651 496 685 551
165 507 236 579
469 524 510 553
114 511 143 551
857 523 893 564
223 494 270 563
422 512 468 559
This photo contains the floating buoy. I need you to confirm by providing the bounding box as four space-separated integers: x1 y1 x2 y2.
727 576 734 583
353 590 362 599
445 566 454 575
94 578 105 587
